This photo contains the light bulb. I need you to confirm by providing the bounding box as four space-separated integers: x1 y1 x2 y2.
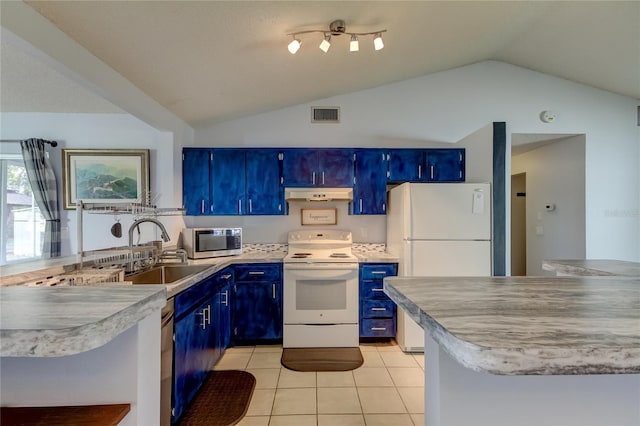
350 34 359 52
319 35 331 53
374 33 384 51
288 38 301 54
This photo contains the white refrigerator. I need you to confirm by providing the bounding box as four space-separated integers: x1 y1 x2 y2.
386 182 492 352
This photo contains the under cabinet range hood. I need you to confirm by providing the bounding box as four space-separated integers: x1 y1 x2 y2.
285 187 353 202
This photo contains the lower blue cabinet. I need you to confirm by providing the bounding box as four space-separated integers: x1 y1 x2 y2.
232 264 283 343
172 267 234 424
173 288 217 422
359 263 398 338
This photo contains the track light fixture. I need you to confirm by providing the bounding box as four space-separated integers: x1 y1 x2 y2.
287 19 386 54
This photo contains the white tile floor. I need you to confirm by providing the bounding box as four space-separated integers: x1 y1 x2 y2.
213 342 425 426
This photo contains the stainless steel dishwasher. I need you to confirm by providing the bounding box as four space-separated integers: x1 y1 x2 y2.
161 298 174 426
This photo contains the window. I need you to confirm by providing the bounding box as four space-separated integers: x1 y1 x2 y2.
0 152 45 265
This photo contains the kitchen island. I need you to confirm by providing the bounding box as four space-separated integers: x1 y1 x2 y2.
543 258 640 277
0 285 166 425
384 276 640 426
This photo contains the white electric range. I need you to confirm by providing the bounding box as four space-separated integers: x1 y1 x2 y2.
282 230 359 348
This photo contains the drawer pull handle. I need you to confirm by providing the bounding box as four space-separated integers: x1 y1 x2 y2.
371 271 387 275
371 307 387 311
371 327 387 331
372 288 384 292
248 271 265 275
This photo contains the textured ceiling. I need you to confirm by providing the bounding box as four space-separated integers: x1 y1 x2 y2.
2 1 639 126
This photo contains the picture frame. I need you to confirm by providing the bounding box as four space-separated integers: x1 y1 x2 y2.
62 149 150 209
301 208 337 226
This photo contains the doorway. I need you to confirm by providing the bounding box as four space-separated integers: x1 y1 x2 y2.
511 173 526 276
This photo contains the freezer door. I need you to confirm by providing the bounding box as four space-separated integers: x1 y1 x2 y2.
407 240 492 276
409 183 491 240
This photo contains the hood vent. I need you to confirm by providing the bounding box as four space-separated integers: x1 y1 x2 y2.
285 187 353 202
312 107 340 123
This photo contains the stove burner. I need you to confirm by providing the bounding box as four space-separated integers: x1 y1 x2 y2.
290 252 312 259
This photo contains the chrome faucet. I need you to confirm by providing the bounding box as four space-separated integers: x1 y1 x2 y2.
128 217 171 248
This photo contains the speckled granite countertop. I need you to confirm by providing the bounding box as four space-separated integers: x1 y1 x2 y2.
543 259 640 277
384 276 640 376
0 285 166 357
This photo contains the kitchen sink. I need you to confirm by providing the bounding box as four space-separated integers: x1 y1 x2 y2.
126 264 212 284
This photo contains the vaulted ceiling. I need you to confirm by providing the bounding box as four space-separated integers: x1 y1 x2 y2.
2 1 638 126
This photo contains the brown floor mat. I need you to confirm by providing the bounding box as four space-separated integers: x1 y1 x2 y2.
281 347 364 371
178 370 255 426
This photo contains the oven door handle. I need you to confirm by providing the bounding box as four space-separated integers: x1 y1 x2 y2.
284 263 358 271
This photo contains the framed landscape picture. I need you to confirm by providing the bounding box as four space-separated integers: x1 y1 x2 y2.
62 149 149 209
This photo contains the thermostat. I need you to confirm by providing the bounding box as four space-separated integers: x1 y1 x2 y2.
540 111 556 123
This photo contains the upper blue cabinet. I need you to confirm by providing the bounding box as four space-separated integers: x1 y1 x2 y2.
388 148 465 183
282 149 353 187
425 149 465 182
246 149 285 215
183 148 213 215
211 149 246 215
353 149 387 215
182 148 284 216
184 147 464 216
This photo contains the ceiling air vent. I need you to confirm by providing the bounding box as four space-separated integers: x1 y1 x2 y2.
311 107 340 123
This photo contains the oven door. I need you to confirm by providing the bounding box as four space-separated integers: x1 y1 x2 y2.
283 262 359 324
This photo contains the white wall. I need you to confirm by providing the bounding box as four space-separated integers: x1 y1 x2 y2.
512 136 587 275
1 112 184 256
195 61 640 261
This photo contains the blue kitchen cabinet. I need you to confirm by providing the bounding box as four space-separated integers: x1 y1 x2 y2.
387 149 423 182
173 276 217 422
282 149 353 187
388 149 465 183
359 263 398 338
215 267 234 351
245 149 284 215
182 148 212 215
211 149 246 215
172 268 234 424
232 263 283 343
425 148 465 182
353 149 388 215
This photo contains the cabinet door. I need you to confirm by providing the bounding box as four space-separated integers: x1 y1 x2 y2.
233 281 282 341
211 149 246 215
388 149 424 182
246 150 284 215
353 149 387 214
282 149 316 187
317 149 353 187
215 268 233 352
182 148 211 215
173 293 217 422
425 149 465 182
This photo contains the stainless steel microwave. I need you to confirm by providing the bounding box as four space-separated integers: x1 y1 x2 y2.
182 228 242 259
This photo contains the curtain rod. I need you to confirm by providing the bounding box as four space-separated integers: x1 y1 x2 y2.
1 139 58 147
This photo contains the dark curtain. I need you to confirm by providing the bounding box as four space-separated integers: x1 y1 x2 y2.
20 139 61 258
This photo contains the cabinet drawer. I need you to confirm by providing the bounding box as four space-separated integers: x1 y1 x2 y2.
235 264 281 282
359 280 389 299
361 299 396 319
360 264 397 280
175 276 215 319
360 318 396 337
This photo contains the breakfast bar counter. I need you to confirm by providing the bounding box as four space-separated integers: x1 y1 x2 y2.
0 286 166 425
542 258 640 277
384 276 640 425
